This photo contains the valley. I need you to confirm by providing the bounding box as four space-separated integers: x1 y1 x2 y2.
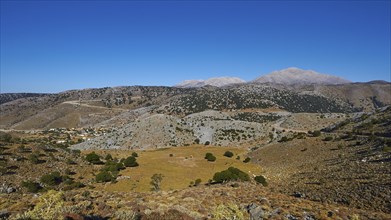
0 71 390 219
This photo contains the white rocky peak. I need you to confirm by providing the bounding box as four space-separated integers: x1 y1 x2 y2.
253 67 351 85
175 77 245 88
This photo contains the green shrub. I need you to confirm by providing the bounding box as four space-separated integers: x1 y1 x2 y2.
312 130 321 137
194 178 202 186
323 136 333 141
278 136 290 142
223 151 234 158
213 167 250 183
131 152 138 157
85 152 103 164
102 160 125 172
40 172 62 186
22 181 42 193
28 153 41 164
105 154 113 161
63 181 85 191
204 153 216 162
71 149 81 155
243 157 251 163
123 156 139 167
0 132 12 142
254 175 268 186
95 171 115 183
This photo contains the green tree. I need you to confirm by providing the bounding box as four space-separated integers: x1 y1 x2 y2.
213 167 250 183
150 173 164 191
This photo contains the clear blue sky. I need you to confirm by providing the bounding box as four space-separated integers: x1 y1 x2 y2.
1 1 390 93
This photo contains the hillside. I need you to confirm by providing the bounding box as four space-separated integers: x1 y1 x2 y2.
249 106 391 213
0 93 48 105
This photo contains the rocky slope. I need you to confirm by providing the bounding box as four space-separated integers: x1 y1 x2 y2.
250 106 391 213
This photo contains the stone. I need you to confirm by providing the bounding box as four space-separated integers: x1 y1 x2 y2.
246 203 265 220
286 214 298 220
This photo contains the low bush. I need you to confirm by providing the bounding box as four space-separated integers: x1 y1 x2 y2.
311 130 321 137
205 153 216 162
254 175 268 186
95 171 115 183
243 157 251 163
85 152 103 165
40 172 62 186
223 151 234 158
22 181 42 193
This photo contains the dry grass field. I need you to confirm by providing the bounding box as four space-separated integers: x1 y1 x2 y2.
88 145 262 192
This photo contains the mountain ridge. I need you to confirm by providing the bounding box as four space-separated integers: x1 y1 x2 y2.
175 67 352 88
175 76 245 88
253 67 351 85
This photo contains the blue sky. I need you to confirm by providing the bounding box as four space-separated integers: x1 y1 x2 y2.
1 1 390 93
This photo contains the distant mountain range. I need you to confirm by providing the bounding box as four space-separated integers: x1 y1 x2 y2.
175 67 352 88
175 77 245 88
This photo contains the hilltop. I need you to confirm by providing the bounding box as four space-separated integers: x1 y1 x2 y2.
253 67 351 85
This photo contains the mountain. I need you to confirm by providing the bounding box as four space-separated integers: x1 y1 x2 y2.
175 77 245 88
253 67 351 85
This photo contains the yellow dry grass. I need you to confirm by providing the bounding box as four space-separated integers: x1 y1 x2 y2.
91 145 262 192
